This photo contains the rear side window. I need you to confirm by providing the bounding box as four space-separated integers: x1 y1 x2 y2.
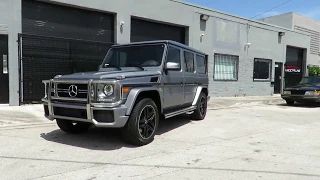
184 51 194 72
196 55 206 74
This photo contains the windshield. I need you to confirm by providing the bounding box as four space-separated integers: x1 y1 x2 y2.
102 44 165 68
299 76 320 85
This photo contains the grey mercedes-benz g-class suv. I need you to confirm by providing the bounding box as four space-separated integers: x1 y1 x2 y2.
42 40 210 146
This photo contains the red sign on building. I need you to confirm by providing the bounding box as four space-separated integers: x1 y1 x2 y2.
285 66 301 73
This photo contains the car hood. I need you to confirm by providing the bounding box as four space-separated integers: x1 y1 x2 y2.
54 70 161 81
284 84 320 91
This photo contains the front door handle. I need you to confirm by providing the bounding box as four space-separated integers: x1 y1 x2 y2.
3 54 8 74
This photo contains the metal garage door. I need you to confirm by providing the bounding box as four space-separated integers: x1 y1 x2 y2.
20 0 114 103
285 46 305 88
131 18 186 44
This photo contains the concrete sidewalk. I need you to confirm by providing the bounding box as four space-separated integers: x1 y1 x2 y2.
0 95 285 127
1 98 320 180
208 95 285 109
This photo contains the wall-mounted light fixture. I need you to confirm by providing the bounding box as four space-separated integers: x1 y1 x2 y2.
278 32 285 36
119 21 124 33
200 14 210 21
200 33 205 42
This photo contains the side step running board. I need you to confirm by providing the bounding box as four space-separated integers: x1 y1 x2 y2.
164 106 197 119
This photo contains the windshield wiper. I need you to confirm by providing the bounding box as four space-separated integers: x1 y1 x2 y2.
104 64 122 70
126 64 145 71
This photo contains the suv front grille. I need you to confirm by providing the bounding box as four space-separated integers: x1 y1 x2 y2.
291 90 305 95
56 83 88 99
54 107 87 119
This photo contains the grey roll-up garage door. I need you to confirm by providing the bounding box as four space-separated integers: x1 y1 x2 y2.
131 18 186 44
21 0 114 103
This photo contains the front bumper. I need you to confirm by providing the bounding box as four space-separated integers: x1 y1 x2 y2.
42 99 129 128
281 94 320 102
41 79 129 128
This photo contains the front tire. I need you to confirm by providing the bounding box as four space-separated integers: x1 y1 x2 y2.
56 119 91 134
121 98 159 146
286 100 295 105
191 92 208 120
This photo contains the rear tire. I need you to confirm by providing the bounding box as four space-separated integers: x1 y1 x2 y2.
56 119 91 134
121 98 159 146
191 92 207 120
286 100 294 105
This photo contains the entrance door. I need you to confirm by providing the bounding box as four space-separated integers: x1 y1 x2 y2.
0 35 9 103
162 45 184 112
274 62 283 94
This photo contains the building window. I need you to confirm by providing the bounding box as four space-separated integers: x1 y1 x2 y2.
196 55 207 74
253 58 272 81
214 54 238 80
184 51 195 72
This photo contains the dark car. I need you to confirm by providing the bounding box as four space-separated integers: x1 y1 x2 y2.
281 76 320 105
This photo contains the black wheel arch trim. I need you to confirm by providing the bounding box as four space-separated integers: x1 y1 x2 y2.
125 87 163 115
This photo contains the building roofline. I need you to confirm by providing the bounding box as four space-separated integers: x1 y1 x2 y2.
258 12 294 20
112 40 207 55
291 12 320 23
170 0 308 36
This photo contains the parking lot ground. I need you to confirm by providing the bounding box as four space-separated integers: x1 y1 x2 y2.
1 102 320 180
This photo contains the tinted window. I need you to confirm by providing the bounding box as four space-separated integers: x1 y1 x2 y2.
103 44 165 68
299 76 320 85
166 46 181 68
196 55 206 74
184 51 194 72
253 58 271 80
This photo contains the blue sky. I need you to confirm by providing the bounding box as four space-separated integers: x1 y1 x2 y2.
184 0 320 20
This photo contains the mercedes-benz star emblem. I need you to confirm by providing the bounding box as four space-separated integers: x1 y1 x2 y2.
68 85 78 97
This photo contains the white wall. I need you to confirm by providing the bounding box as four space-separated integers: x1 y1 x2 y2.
0 0 21 105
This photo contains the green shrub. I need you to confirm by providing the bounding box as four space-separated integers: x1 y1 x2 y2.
308 66 320 76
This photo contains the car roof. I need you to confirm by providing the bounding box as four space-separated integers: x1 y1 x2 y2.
112 40 207 56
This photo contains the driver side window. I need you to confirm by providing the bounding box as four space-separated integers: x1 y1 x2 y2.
166 46 181 69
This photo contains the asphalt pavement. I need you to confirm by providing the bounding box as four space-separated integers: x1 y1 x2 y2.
0 97 320 179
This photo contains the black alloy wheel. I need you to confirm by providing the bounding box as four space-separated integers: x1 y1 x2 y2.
199 95 207 117
138 105 156 139
191 92 207 120
121 98 159 146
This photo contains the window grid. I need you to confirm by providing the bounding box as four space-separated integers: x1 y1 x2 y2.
214 54 238 81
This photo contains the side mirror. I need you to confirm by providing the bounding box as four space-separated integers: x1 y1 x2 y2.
165 62 180 70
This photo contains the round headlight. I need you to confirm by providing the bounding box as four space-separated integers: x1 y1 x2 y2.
103 84 114 96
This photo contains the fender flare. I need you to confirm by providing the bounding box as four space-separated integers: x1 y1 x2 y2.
125 87 162 115
192 86 208 106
